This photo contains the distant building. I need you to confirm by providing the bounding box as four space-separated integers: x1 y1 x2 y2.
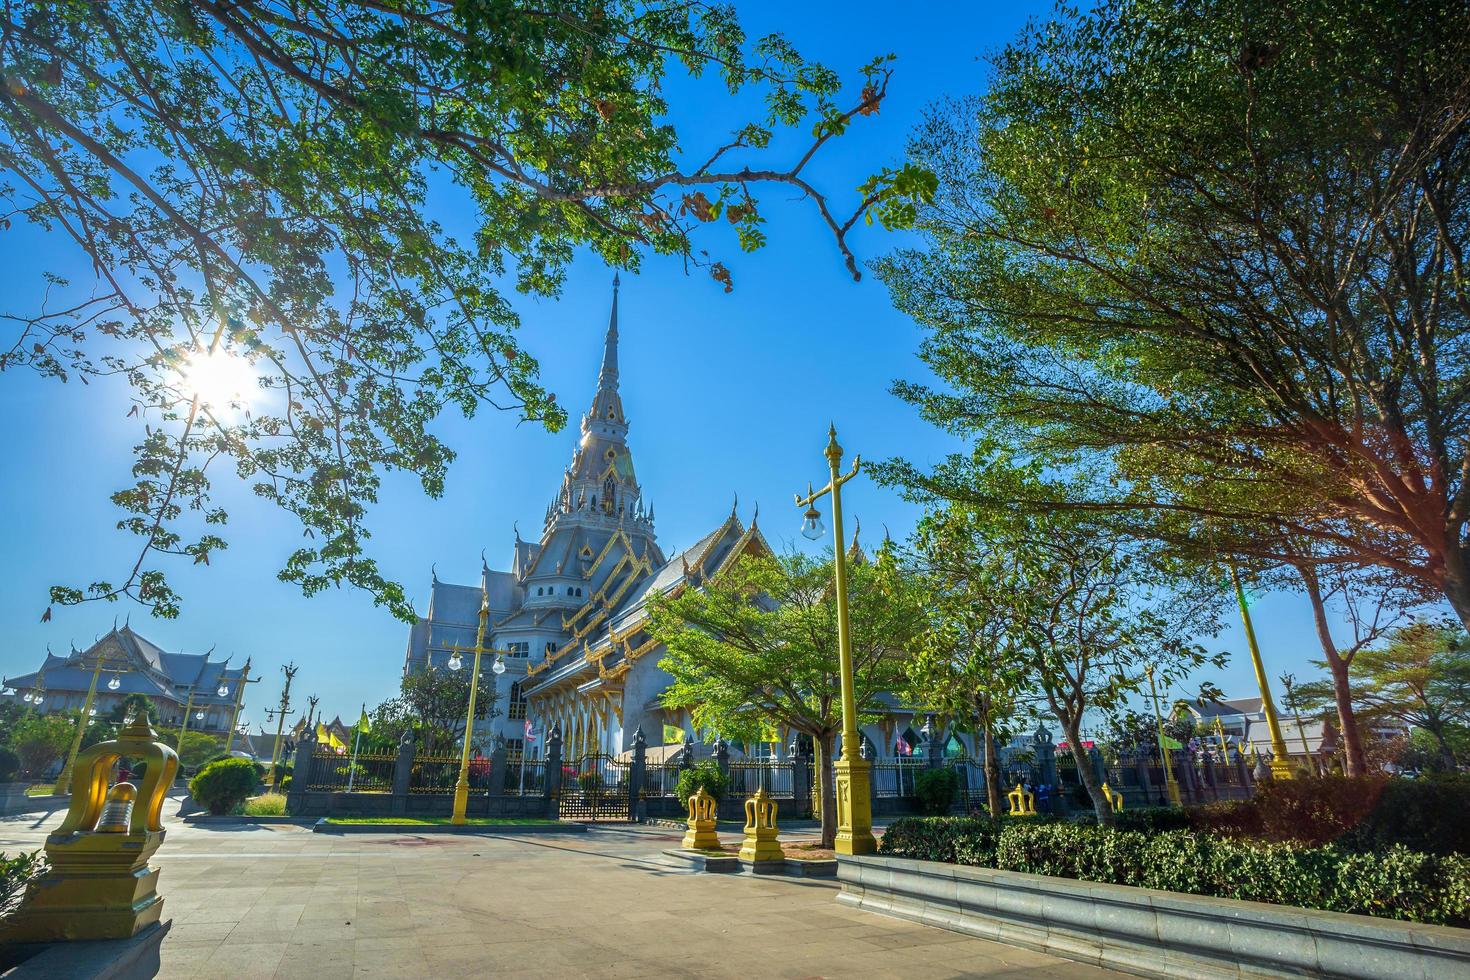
1187 696 1407 768
2 625 248 740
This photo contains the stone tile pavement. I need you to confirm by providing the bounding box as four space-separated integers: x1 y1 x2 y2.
1 805 1120 979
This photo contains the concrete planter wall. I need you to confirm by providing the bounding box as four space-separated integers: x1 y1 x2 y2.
836 854 1470 980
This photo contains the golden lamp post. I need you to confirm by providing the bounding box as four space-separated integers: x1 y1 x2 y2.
444 590 507 825
794 424 875 856
1144 665 1183 807
53 652 129 795
223 657 255 755
264 662 299 791
1229 566 1295 780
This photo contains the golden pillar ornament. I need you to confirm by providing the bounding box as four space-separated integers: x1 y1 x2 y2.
3 716 179 942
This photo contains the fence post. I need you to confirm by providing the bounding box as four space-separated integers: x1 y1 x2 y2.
286 728 315 814
1133 749 1157 806
1088 746 1107 797
390 730 414 816
488 739 507 799
1202 748 1219 800
629 726 646 823
1034 725 1059 814
544 724 563 819
790 735 811 819
680 733 696 774
925 715 944 770
715 737 729 779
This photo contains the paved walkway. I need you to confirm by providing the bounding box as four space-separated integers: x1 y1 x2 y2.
1 805 1119 979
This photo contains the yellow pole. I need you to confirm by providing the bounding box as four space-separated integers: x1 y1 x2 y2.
265 664 297 790
53 658 105 795
796 424 874 855
224 658 251 754
1145 666 1182 806
175 688 196 754
451 594 490 825
1229 566 1294 780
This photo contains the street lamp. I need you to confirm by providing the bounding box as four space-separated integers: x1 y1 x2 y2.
443 589 506 826
1229 566 1295 780
1144 665 1182 807
793 423 875 856
264 663 299 791
54 652 127 795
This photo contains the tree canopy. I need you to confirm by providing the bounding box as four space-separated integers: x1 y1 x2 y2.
647 545 923 846
876 0 1470 625
0 1 929 620
369 660 500 756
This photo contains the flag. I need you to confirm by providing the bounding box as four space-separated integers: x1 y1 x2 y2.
524 718 536 743
357 704 371 734
896 738 912 756
662 723 684 745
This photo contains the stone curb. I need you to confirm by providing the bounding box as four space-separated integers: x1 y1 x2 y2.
836 854 1470 980
180 814 311 825
312 818 589 835
661 848 837 878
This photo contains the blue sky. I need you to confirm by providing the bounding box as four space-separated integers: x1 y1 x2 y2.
0 1 1376 729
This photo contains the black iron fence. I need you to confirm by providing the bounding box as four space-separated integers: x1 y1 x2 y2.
306 748 396 793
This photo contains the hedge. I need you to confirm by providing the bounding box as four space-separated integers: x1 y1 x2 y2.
878 816 1470 926
1093 776 1470 856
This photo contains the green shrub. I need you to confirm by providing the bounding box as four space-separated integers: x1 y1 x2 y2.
1084 777 1470 856
0 747 19 783
914 768 960 816
879 814 1058 866
241 793 287 816
676 760 728 803
889 815 1470 926
1 850 46 919
278 774 292 793
188 758 259 815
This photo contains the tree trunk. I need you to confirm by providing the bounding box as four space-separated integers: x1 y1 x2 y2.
1300 566 1367 775
1061 713 1112 827
1324 656 1366 776
978 698 1002 817
1439 550 1470 634
816 731 836 849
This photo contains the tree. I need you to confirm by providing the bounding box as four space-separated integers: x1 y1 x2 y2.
1285 555 1423 775
0 1 931 622
892 464 1225 825
105 694 160 726
1340 621 1470 770
647 546 923 847
6 712 73 777
369 663 500 756
156 728 224 770
904 504 1030 816
876 0 1470 628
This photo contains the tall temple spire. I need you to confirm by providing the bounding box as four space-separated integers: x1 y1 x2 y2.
599 273 619 388
583 275 626 431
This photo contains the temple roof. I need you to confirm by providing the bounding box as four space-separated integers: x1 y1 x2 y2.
3 625 246 707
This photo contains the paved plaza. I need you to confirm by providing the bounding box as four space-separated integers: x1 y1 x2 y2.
1 803 1119 979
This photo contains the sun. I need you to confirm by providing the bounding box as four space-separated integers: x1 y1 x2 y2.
181 347 257 411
